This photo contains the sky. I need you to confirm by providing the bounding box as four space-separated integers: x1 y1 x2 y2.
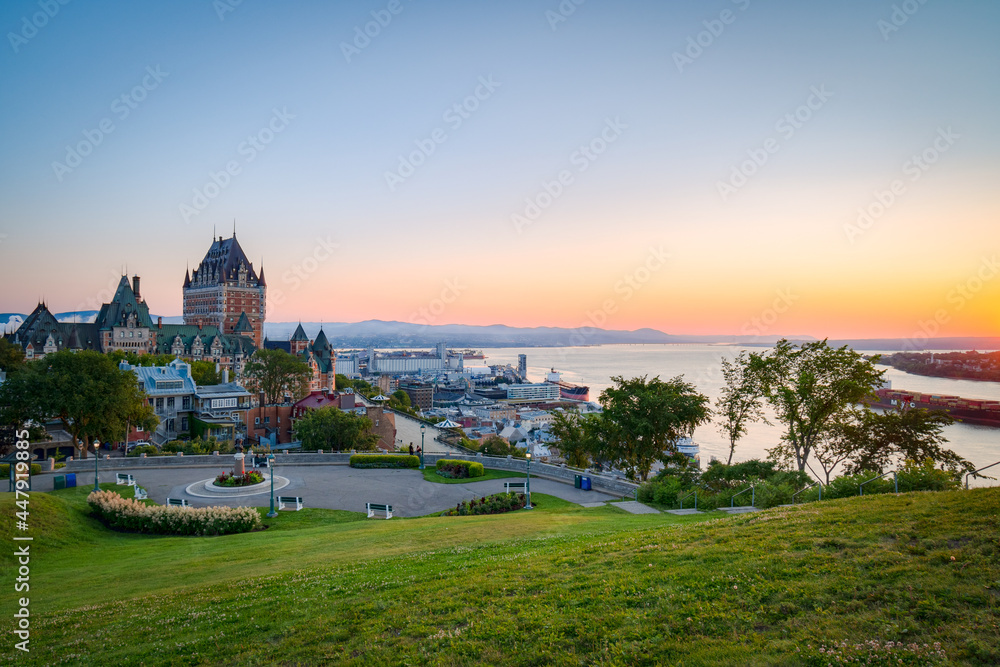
1 0 998 339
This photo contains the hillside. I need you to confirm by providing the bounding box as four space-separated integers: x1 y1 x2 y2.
1 485 998 665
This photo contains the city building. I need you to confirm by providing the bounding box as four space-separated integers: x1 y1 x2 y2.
183 232 266 348
127 359 197 445
504 383 561 404
192 382 253 442
263 323 336 392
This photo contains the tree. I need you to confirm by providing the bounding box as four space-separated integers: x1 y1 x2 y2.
549 411 595 468
480 436 525 458
0 338 25 372
190 360 222 386
292 407 378 451
593 375 710 482
0 350 152 458
715 351 768 465
750 339 885 473
243 349 311 405
843 406 971 477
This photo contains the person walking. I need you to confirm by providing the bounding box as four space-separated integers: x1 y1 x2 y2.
408 443 414 456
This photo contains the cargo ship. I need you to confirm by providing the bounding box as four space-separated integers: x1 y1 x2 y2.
545 369 590 402
866 388 1000 428
451 349 485 360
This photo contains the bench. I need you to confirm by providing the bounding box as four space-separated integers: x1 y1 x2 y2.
116 473 135 486
504 482 527 493
278 496 303 511
166 498 189 507
366 502 393 519
134 487 148 501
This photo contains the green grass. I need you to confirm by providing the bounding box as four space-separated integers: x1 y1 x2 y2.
1 485 998 665
420 467 526 484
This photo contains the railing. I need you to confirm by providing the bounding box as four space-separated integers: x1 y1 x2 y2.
859 470 897 495
966 460 1000 489
731 485 754 508
679 489 698 510
792 481 821 504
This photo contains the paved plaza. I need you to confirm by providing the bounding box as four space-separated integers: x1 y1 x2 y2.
36 465 620 517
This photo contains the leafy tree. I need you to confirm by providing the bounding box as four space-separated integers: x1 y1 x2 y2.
0 337 25 372
841 406 971 478
549 411 595 468
480 435 525 458
0 350 152 458
293 406 378 452
593 375 710 482
749 339 885 473
715 351 768 465
243 349 311 405
190 360 222 386
390 389 410 408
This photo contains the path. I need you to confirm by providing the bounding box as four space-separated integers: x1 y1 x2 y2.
37 466 618 517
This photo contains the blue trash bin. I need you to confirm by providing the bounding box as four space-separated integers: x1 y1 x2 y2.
581 476 591 491
65 473 77 488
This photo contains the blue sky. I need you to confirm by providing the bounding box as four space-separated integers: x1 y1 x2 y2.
1 0 998 337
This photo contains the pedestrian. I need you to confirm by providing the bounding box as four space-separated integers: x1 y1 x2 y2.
408 443 414 456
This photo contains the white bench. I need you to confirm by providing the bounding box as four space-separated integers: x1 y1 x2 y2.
504 482 527 493
366 502 393 519
278 496 303 511
116 473 135 486
166 498 189 507
134 487 148 501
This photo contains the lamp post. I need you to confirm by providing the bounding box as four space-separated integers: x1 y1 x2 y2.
92 440 101 492
419 424 426 470
266 453 277 518
525 451 532 509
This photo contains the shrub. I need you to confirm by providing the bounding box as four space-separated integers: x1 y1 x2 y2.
127 445 161 457
444 492 526 516
435 459 485 479
213 470 265 487
825 470 892 499
897 458 960 492
350 454 419 469
87 490 261 536
1 463 42 476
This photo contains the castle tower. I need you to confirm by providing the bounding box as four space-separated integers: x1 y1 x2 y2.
183 232 266 347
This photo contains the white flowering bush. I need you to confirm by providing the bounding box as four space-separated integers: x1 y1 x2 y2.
87 490 262 536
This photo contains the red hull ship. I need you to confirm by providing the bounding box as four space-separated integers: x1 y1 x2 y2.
867 388 1000 428
546 369 590 402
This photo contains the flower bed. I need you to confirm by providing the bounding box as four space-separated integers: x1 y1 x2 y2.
350 454 419 469
213 470 265 487
435 459 485 479
88 490 261 536
443 492 526 516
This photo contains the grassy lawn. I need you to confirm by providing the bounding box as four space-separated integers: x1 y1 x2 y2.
420 467 526 484
1 485 998 665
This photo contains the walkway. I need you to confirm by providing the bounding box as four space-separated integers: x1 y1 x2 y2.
38 465 618 517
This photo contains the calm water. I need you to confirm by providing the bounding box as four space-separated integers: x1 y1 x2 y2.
480 344 1000 486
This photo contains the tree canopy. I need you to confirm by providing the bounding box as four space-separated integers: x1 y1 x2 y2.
548 411 596 468
292 406 378 452
243 349 311 405
715 351 768 465
190 360 222 386
593 375 710 482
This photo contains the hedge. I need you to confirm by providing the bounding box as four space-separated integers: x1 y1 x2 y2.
88 490 261 536
444 492 526 516
350 454 420 469
435 459 485 479
1 463 42 476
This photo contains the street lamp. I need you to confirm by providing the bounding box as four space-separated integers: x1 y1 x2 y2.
92 440 101 492
419 424 426 470
525 451 532 509
266 453 277 518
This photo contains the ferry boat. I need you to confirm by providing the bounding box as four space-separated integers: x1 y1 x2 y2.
675 437 701 468
451 348 485 360
545 369 590 402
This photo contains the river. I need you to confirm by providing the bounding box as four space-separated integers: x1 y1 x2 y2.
478 344 1000 487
